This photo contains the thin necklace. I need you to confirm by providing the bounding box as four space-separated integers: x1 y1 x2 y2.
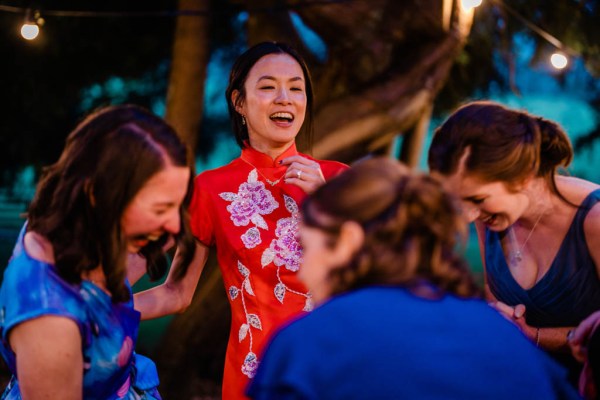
508 211 545 266
240 157 284 186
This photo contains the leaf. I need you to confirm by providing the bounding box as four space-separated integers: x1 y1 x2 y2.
239 323 249 342
261 248 275 267
248 169 258 183
284 195 299 214
243 279 255 296
303 297 314 312
247 314 262 330
237 261 250 277
252 214 268 230
274 283 286 303
219 192 238 202
228 286 239 300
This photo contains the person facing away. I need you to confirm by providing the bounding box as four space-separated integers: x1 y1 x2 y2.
0 104 197 399
427 100 600 385
134 41 347 399
246 156 580 400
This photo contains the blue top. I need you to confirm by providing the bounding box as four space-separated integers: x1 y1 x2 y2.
0 225 161 400
247 286 580 400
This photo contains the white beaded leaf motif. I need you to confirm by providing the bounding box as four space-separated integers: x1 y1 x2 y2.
239 323 249 342
243 279 255 296
247 314 262 330
274 283 286 303
238 261 250 277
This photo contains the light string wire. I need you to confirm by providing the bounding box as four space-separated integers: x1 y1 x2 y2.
0 0 353 18
491 0 567 52
2 0 582 66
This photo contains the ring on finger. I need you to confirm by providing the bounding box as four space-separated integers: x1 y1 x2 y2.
297 170 303 179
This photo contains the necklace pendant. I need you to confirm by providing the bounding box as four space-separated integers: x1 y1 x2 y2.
509 249 523 266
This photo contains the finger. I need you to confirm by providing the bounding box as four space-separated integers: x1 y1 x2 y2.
284 177 312 193
514 304 526 319
280 155 320 169
571 311 600 345
571 344 587 363
285 165 310 180
490 301 516 318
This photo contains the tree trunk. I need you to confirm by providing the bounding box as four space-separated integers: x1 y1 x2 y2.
164 0 211 153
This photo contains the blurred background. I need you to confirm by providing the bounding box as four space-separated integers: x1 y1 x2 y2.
1 0 599 398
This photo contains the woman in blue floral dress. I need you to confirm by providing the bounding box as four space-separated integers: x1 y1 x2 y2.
0 104 196 399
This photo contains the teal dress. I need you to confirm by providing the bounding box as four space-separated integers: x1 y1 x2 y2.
0 225 161 400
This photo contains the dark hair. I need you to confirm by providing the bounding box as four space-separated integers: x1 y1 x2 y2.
302 157 479 299
428 101 573 197
27 104 196 303
225 41 314 150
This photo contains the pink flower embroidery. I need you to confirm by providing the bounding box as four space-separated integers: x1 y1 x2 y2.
261 195 302 272
220 170 278 230
241 227 261 249
242 352 259 378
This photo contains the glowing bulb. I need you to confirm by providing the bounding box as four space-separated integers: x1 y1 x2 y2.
20 23 39 40
550 52 568 69
462 0 483 10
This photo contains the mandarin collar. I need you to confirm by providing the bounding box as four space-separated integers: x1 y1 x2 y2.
240 142 298 168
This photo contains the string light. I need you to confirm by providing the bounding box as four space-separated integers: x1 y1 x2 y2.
0 0 582 70
489 0 574 71
461 0 483 11
550 52 568 69
20 9 44 41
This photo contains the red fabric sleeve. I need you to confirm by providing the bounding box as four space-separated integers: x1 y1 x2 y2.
189 173 215 246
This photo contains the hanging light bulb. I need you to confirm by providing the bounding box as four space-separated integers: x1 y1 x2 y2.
550 52 568 70
462 0 483 10
20 9 44 41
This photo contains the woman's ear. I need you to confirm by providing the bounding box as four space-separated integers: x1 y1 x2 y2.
231 90 243 113
509 173 535 193
333 221 364 264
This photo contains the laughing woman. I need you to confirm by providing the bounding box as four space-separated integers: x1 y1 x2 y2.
0 105 196 399
427 100 600 386
134 42 347 399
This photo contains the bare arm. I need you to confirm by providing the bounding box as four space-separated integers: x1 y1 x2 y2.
134 240 210 320
10 316 83 399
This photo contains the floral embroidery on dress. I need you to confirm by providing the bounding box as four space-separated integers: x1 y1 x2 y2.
220 170 279 249
228 260 262 378
261 195 313 311
221 171 315 379
261 195 301 271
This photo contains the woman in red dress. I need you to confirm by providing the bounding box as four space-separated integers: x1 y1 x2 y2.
135 42 347 399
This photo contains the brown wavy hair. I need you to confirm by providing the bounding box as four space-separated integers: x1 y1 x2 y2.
301 157 480 299
428 101 573 199
27 104 196 303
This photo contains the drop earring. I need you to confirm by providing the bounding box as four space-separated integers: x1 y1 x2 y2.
241 115 246 125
